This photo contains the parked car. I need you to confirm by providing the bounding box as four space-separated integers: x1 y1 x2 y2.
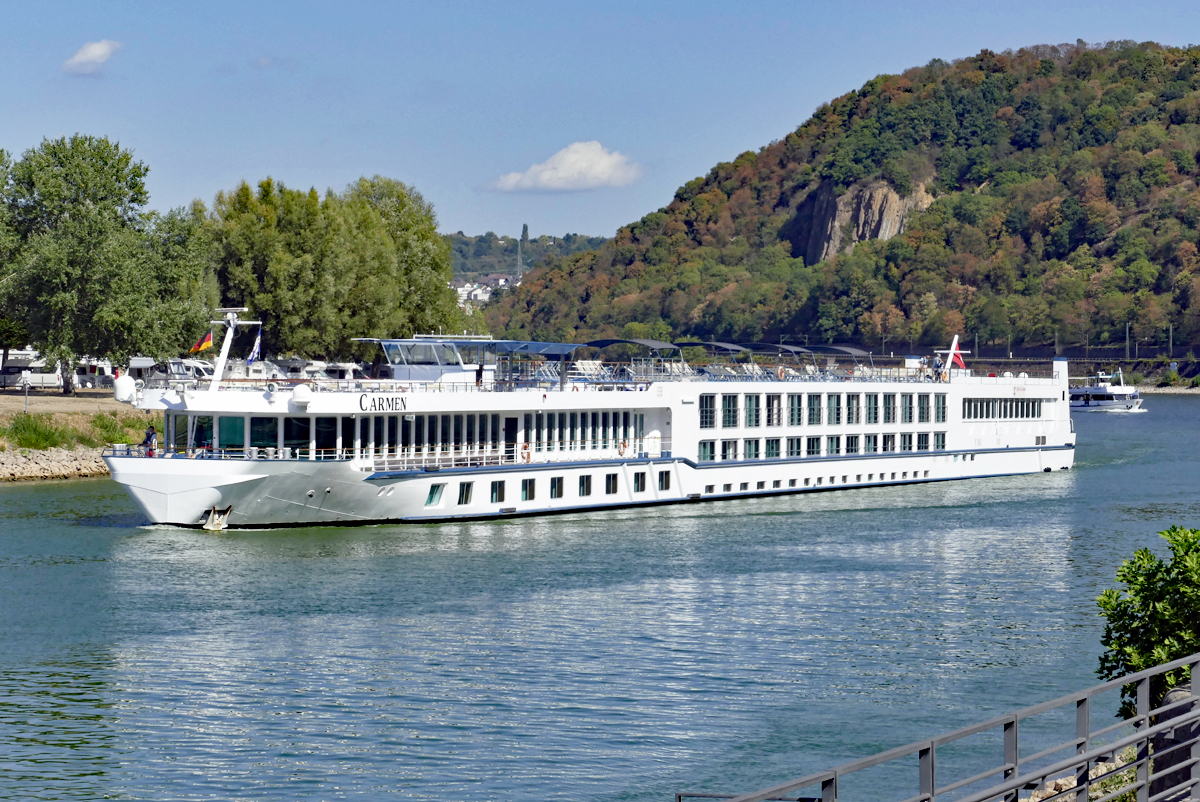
0 359 64 390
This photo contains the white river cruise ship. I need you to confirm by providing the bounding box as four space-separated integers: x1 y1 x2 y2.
103 312 1076 528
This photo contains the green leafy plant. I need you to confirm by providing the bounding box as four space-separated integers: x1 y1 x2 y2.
3 413 68 449
1097 525 1200 713
1159 369 1179 386
1126 372 1145 386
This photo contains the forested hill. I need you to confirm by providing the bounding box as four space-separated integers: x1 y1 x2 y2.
446 229 608 276
487 41 1200 350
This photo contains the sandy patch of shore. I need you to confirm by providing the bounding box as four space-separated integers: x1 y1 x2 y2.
0 389 127 414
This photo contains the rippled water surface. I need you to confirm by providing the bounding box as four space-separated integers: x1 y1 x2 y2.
2 397 1197 800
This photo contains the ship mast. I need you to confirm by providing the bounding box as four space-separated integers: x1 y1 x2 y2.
207 308 261 392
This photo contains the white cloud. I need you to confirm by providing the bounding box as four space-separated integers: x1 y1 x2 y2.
62 40 123 75
492 141 641 192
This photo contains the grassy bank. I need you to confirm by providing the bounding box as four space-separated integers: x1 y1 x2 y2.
0 411 159 452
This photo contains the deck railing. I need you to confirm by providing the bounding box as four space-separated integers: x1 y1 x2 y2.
678 653 1199 802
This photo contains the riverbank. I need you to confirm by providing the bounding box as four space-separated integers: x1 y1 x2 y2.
1136 385 1200 394
0 445 108 481
0 391 153 481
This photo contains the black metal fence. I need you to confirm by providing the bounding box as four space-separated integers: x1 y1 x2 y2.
678 653 1199 802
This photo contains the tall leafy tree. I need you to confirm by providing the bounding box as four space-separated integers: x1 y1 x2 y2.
0 135 215 385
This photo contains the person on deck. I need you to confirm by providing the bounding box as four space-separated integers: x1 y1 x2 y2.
141 425 158 456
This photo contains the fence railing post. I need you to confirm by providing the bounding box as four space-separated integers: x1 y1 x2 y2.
1076 697 1090 802
1137 676 1150 802
1004 718 1019 802
920 743 935 801
1191 661 1199 802
821 775 837 802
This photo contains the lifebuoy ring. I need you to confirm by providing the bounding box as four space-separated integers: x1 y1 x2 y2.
521 442 531 463
776 365 786 380
266 381 278 393
618 439 628 456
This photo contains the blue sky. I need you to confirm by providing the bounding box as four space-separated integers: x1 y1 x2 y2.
3 1 1199 239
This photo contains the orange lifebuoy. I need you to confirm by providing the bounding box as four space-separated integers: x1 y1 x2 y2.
776 365 786 380
521 442 531 463
618 439 628 456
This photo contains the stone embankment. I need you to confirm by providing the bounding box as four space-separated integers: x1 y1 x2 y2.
0 446 109 482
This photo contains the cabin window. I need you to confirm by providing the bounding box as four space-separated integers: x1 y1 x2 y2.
766 394 781 426
658 470 670 491
440 416 451 452
412 415 425 450
521 478 535 501
845 435 859 454
316 417 338 459
192 416 214 451
864 434 878 453
633 472 646 493
622 411 630 440
172 414 189 451
722 395 738 428
807 394 822 425
285 417 311 459
550 477 564 498
371 416 384 457
901 433 914 451
699 395 716 428
826 394 842 425
918 394 931 423
901 394 914 424
523 413 532 445
425 484 445 506
826 436 841 455
454 415 463 451
605 473 618 494
490 414 500 449
934 432 946 450
766 438 780 458
745 395 760 427
251 417 278 452
721 440 738 460
579 475 592 496
787 437 802 457
428 415 439 451
558 413 567 451
457 482 473 505
883 394 896 424
218 416 243 453
866 394 879 424
917 433 929 451
883 434 896 452
935 394 947 423
569 412 578 449
535 412 544 452
591 412 600 449
344 417 357 456
806 436 820 457
490 481 505 503
744 439 760 459
788 394 803 426
846 394 860 424
387 416 398 455
602 411 610 449
466 415 475 450
699 441 715 462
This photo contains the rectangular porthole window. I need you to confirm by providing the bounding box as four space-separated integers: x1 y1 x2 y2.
457 482 473 505
658 471 670 491
756 481 765 490
699 394 716 428
579 475 592 496
605 473 618 494
789 479 796 487
723 483 732 492
633 472 646 492
425 484 445 506
773 480 781 488
491 480 505 503
739 483 748 491
804 478 810 486
550 477 564 499
705 485 714 494
521 478 535 501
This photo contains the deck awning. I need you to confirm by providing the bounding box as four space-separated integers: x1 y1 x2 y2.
584 338 679 351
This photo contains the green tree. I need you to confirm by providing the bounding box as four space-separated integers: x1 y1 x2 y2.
0 135 214 386
1097 525 1200 713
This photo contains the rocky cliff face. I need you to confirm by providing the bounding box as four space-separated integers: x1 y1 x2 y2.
783 180 934 266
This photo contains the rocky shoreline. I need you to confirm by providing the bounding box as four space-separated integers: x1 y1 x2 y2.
0 446 109 482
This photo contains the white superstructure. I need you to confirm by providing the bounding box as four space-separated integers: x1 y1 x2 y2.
1069 369 1143 412
103 313 1076 528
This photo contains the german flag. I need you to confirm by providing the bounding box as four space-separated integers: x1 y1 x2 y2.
190 330 214 353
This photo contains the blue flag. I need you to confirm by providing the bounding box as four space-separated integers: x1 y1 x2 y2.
248 327 262 365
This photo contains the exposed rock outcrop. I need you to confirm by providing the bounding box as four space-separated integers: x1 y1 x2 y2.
0 446 109 481
783 179 934 266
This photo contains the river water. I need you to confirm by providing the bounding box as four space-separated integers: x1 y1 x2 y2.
1 396 1194 801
